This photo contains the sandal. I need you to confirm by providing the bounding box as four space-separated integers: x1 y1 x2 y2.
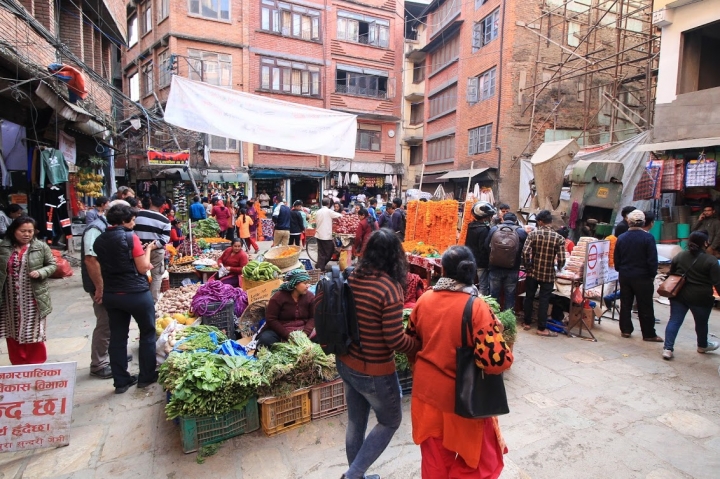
643 336 664 342
536 330 558 337
523 324 532 331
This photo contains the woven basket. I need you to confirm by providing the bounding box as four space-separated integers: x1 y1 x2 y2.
264 246 302 269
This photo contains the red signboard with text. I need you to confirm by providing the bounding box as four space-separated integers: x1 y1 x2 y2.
147 148 190 166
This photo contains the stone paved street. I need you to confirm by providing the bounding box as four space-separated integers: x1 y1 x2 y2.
1 251 719 479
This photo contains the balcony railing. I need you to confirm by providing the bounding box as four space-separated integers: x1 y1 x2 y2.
336 84 387 99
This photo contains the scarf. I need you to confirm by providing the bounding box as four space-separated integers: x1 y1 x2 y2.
277 269 311 292
433 277 479 296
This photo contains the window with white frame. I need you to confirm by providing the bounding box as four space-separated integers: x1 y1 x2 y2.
188 49 232 87
142 62 153 96
466 67 496 103
188 0 230 21
261 1 321 41
335 66 388 99
141 2 152 35
129 72 140 101
209 135 237 151
128 15 138 47
356 127 381 151
158 0 169 22
260 57 321 96
337 11 390 48
472 9 499 52
468 124 492 155
158 50 171 87
427 135 454 162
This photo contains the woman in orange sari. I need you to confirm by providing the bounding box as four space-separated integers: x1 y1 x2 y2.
407 245 514 479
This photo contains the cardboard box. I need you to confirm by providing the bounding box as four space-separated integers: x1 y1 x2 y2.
246 279 282 305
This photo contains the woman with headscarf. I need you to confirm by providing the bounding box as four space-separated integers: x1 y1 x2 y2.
407 245 514 478
352 207 378 258
258 269 314 348
212 199 233 239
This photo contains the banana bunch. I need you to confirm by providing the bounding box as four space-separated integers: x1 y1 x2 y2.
242 260 281 281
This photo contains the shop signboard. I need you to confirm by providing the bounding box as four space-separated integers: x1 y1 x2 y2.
583 240 618 289
0 362 76 453
147 148 190 166
246 279 282 305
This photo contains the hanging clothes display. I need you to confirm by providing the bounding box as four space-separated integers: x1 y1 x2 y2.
685 153 716 187
633 160 663 200
45 185 71 237
39 148 69 186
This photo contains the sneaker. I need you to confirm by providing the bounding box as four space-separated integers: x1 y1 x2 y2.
90 365 113 379
662 349 673 360
697 341 720 354
115 375 138 394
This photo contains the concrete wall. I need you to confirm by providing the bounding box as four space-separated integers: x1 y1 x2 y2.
654 86 720 141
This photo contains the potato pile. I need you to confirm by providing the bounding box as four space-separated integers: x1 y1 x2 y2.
156 284 200 318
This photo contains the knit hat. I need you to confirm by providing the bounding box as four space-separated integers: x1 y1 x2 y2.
627 209 645 227
278 269 311 292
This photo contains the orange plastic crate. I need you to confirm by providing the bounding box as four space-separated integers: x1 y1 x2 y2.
310 378 347 420
259 389 311 436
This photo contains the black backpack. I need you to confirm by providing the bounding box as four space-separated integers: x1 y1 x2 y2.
313 265 359 355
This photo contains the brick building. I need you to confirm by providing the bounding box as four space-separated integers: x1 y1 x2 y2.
403 0 653 208
122 0 406 206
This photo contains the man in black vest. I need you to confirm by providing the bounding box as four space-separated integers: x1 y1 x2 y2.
81 199 132 379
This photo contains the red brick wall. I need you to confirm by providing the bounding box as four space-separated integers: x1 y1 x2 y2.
59 0 84 60
34 0 54 35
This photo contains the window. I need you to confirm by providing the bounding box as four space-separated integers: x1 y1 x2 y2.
474 0 488 9
188 49 232 87
567 21 580 47
129 72 140 101
261 1 321 41
336 67 388 99
141 2 152 35
410 103 424 125
158 0 169 22
259 145 294 152
412 60 425 83
189 0 230 21
128 15 138 47
260 58 321 96
430 34 459 74
427 135 454 162
468 124 492 154
409 145 423 165
142 62 154 96
209 135 237 151
678 20 720 94
356 128 381 151
158 50 171 87
467 67 496 103
337 11 390 48
472 9 499 52
429 0 460 37
428 84 457 119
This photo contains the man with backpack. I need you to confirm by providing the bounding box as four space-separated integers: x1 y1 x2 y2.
391 198 406 241
486 212 527 311
464 201 495 295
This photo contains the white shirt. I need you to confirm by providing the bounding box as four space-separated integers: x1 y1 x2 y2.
258 193 270 207
315 206 343 240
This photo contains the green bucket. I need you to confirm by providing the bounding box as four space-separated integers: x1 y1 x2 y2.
650 220 662 244
680 240 688 250
677 223 690 239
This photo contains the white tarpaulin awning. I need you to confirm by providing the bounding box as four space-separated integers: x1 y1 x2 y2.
633 137 720 152
437 168 490 180
164 76 357 158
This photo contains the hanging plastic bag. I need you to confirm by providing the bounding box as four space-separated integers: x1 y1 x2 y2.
217 265 230 278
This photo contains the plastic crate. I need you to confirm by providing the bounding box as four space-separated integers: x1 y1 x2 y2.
259 389 311 437
201 300 236 340
179 398 259 453
310 378 346 420
211 242 231 251
397 369 413 395
169 272 199 288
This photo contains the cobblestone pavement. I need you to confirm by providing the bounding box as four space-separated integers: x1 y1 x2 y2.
1 245 719 479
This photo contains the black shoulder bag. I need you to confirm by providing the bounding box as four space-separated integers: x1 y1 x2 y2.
455 295 510 419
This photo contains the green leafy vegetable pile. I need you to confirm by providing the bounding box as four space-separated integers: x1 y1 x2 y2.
482 295 517 345
175 325 228 352
394 309 413 372
193 218 221 238
255 331 337 398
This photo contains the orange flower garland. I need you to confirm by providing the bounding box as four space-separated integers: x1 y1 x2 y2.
405 199 459 253
458 199 475 245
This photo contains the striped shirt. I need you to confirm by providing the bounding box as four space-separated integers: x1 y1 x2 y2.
522 225 566 283
133 209 171 246
340 271 419 376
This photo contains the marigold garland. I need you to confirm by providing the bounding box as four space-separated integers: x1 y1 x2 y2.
405 199 459 253
458 200 475 245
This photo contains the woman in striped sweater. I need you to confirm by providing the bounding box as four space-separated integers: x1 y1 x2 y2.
338 228 419 479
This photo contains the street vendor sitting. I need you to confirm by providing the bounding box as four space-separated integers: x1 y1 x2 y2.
258 269 315 349
212 238 248 287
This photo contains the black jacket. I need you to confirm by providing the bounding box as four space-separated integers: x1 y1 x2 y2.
614 228 658 280
290 210 305 234
465 221 491 268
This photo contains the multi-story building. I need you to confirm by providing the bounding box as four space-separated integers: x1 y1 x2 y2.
122 0 405 206
403 0 654 207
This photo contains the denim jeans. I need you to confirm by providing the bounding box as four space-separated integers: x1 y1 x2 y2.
489 269 519 311
523 276 554 331
336 359 402 479
664 299 711 351
103 291 157 388
477 268 490 296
